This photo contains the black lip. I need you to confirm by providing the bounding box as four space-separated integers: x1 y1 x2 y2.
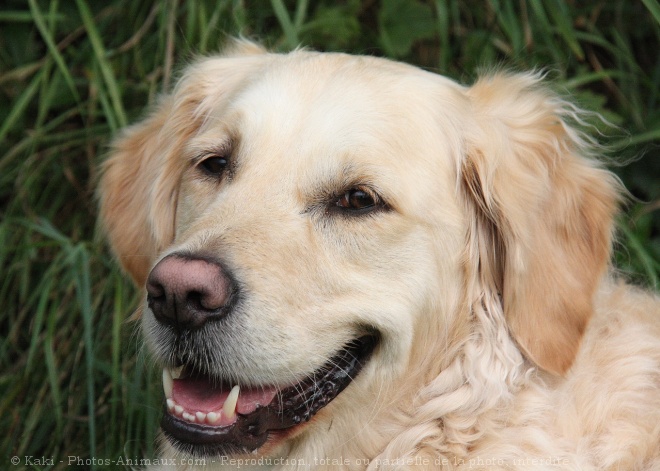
161 335 378 456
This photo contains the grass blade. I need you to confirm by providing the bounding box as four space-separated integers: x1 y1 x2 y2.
618 220 660 289
75 0 127 128
545 0 584 60
641 0 660 25
293 0 309 31
0 69 43 144
69 244 97 464
28 0 81 104
271 0 299 49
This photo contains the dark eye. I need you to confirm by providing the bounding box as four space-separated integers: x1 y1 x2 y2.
199 156 228 176
336 188 379 211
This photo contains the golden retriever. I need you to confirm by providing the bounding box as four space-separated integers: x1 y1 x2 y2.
99 41 660 470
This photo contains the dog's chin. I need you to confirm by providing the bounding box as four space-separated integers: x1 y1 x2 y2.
159 335 379 457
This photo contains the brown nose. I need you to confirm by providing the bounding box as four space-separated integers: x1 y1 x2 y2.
146 254 235 330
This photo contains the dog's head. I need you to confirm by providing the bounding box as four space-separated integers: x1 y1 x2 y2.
99 42 619 459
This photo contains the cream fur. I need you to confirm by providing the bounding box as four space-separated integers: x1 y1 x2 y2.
99 41 660 470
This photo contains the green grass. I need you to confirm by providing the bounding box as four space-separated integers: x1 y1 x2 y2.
1 0 658 469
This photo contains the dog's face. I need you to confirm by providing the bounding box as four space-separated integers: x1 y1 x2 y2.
99 43 618 460
160 57 457 377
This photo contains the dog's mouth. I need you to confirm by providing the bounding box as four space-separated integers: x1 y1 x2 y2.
161 335 378 456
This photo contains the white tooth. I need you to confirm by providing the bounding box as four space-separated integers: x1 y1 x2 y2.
182 412 196 422
163 368 173 398
195 411 207 422
223 385 240 420
170 365 184 380
174 405 184 415
166 399 175 411
207 411 219 424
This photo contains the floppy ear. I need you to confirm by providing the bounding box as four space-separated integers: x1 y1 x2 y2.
461 72 621 375
98 40 269 287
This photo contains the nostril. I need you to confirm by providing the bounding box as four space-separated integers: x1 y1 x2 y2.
146 280 165 300
187 290 220 313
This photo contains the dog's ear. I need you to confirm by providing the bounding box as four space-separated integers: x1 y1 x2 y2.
461 72 620 375
98 41 268 287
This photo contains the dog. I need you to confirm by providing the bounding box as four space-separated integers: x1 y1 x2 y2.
98 40 660 470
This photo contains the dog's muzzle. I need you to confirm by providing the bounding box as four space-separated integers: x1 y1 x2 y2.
145 252 379 456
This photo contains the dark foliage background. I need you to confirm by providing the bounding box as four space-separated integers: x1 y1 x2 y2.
1 1 658 468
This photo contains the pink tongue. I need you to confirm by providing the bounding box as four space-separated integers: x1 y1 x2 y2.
172 377 277 415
